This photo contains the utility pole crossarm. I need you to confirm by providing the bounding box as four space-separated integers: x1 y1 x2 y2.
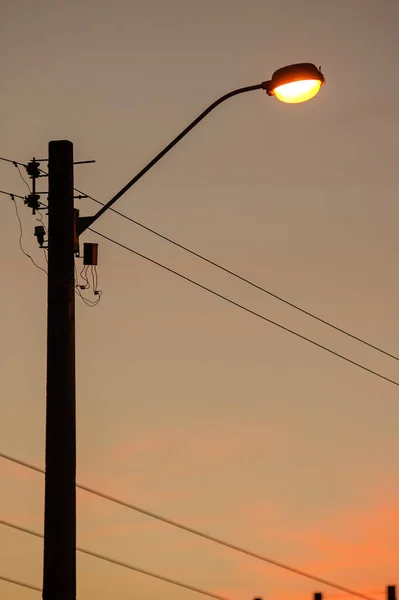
76 83 264 235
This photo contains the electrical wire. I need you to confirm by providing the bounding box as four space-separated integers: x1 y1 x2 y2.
4 154 399 379
74 263 102 307
0 156 27 168
79 265 91 290
11 195 47 275
80 547 231 600
2 156 399 363
7 154 395 364
0 574 41 593
89 228 399 388
75 285 102 307
0 451 379 600
2 175 99 305
0 519 234 600
2 185 48 269
0 150 392 600
91 265 102 298
0 572 387 600
0 189 25 200
74 189 399 364
14 162 31 193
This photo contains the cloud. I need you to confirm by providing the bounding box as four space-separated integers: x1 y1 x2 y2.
217 495 399 600
71 423 399 600
301 499 399 578
107 419 284 474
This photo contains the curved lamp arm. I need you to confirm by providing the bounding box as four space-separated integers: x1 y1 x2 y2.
78 83 265 234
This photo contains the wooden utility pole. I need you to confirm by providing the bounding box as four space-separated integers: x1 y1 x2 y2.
388 586 396 600
42 140 76 600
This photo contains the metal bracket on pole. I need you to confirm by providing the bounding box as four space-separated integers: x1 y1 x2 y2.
76 215 95 236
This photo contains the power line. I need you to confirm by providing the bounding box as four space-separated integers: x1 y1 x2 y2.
0 574 41 593
0 452 378 600
5 194 100 304
4 155 398 363
0 156 27 168
77 191 399 364
28 182 394 384
3 179 100 301
2 173 47 275
81 547 232 600
0 519 233 600
74 263 102 307
11 195 47 275
6 153 396 363
0 154 31 192
2 157 102 305
90 228 399 388
14 163 31 193
0 573 386 600
0 189 25 200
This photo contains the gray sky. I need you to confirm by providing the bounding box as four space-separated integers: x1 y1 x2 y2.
1 1 399 599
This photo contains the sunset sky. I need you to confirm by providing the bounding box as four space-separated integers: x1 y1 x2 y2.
1 0 399 599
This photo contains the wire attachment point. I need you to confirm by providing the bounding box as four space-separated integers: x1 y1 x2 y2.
24 193 41 214
26 159 41 179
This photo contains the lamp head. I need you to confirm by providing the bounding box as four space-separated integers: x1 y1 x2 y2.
264 63 325 104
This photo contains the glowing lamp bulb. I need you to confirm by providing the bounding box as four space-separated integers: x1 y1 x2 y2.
265 63 325 104
273 79 322 104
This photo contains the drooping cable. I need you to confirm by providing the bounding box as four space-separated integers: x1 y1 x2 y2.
5 153 395 363
74 262 102 307
11 195 47 275
14 162 31 193
0 156 27 168
0 574 41 593
74 189 399 364
90 228 399 388
0 519 234 600
0 189 25 200
0 451 379 600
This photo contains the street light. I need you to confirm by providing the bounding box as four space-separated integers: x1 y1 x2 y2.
77 62 325 235
42 60 326 600
265 62 325 104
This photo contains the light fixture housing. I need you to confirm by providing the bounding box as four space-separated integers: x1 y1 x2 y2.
264 63 325 104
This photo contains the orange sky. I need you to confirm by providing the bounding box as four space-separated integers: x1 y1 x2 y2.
1 0 399 599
